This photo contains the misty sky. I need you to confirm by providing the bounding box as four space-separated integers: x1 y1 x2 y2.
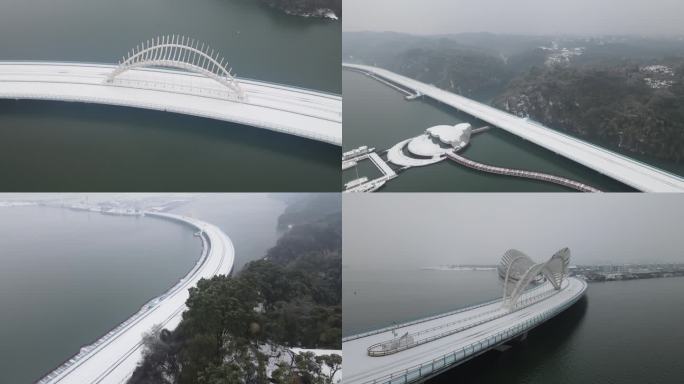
343 0 684 36
344 194 684 269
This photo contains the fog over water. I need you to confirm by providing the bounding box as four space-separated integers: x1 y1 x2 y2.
343 0 684 36
344 194 684 269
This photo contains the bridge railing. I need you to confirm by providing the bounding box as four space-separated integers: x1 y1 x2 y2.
343 281 550 343
361 280 587 384
367 283 560 356
239 76 342 99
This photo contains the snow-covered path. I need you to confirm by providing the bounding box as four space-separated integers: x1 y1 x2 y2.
38 212 235 384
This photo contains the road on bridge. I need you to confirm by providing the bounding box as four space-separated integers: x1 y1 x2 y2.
38 212 234 384
0 62 341 145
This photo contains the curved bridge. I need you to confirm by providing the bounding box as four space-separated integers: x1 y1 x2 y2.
38 211 235 384
447 152 601 192
0 37 341 145
344 249 586 384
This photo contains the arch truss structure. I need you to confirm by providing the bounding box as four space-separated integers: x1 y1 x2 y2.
497 248 570 310
105 35 246 100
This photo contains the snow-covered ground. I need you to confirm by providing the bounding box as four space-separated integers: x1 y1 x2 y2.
38 212 235 384
644 77 675 89
640 65 675 76
0 201 37 207
344 63 684 192
640 65 676 89
0 62 341 145
539 44 585 66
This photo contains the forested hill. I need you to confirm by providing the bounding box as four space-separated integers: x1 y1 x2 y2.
258 0 341 19
276 193 341 230
128 195 341 384
495 62 684 163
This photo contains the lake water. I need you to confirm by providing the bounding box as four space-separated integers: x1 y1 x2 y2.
0 206 198 383
343 70 641 192
0 0 341 191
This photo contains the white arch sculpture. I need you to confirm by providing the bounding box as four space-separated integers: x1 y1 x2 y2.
105 35 245 100
497 248 570 310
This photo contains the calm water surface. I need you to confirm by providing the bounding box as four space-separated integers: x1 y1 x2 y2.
344 269 684 383
0 0 341 191
343 69 645 192
0 206 199 383
0 101 339 191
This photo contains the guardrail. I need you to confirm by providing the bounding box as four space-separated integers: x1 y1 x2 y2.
361 279 587 384
343 281 550 343
0 61 342 99
367 283 561 356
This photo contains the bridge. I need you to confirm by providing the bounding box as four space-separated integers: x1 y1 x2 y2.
343 249 587 384
38 211 235 384
446 151 601 192
344 63 684 191
0 35 342 145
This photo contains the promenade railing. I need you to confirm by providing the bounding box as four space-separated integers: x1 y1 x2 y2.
367 283 561 356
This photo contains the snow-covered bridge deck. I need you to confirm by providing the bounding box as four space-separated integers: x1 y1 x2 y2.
368 152 397 178
0 62 342 145
38 212 235 384
343 277 587 384
344 63 684 191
